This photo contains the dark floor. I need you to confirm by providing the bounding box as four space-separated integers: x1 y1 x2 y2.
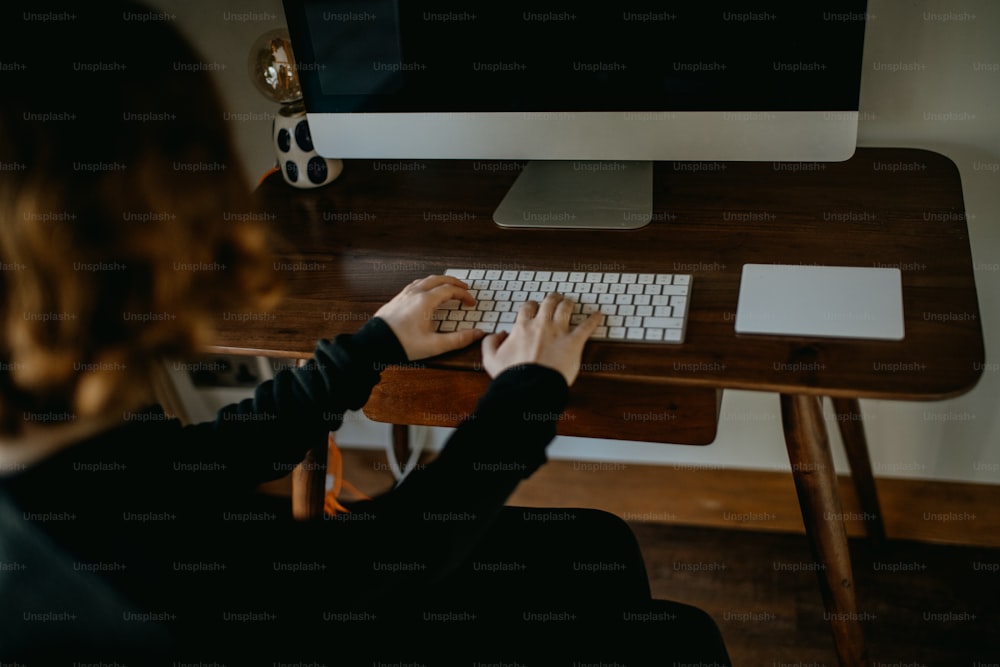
628 522 1000 667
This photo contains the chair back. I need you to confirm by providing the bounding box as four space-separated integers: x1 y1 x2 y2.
0 489 171 661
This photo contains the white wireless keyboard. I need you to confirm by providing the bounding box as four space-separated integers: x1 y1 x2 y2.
438 268 691 343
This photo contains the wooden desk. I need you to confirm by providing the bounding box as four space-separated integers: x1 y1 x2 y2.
212 148 983 667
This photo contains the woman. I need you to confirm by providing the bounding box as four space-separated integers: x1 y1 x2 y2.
0 3 730 665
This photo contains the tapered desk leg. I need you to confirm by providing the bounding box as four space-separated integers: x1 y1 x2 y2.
830 397 886 546
291 444 327 521
392 424 410 469
781 394 870 667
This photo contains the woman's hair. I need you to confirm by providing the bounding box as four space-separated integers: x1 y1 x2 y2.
0 3 283 435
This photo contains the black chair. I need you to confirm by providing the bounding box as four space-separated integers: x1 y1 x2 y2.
0 489 171 664
2 451 732 666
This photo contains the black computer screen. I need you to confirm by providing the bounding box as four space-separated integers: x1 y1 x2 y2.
285 1 868 113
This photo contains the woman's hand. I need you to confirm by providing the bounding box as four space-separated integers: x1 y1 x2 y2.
481 293 602 386
374 275 486 361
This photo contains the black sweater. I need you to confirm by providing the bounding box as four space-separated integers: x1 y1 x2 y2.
0 318 570 656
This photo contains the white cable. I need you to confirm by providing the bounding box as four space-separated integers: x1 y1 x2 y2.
384 425 428 484
399 432 425 483
384 434 403 482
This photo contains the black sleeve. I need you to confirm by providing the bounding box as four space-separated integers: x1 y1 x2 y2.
355 363 568 514
318 363 570 600
173 317 408 488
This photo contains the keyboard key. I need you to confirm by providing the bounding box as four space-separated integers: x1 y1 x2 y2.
643 316 683 329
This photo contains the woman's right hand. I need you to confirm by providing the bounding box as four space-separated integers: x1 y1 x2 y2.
480 293 602 386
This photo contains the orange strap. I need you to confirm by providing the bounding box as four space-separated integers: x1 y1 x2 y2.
256 165 280 188
323 432 370 517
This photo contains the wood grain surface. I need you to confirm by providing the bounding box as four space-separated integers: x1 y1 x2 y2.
212 148 983 402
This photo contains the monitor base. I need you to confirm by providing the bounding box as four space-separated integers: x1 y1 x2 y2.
493 160 653 230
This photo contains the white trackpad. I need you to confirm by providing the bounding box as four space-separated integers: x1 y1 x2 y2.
735 264 904 340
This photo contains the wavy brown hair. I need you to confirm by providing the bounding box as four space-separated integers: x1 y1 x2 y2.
0 2 283 435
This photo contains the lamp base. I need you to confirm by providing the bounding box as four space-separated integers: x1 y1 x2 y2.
273 104 342 188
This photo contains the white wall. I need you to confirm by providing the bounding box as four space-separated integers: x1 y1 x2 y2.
153 0 1000 485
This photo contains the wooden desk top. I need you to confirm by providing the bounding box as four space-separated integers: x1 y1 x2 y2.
211 147 983 401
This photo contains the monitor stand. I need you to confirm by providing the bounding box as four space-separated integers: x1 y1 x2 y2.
492 160 653 230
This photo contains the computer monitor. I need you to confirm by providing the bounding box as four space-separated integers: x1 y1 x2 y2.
282 1 868 229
